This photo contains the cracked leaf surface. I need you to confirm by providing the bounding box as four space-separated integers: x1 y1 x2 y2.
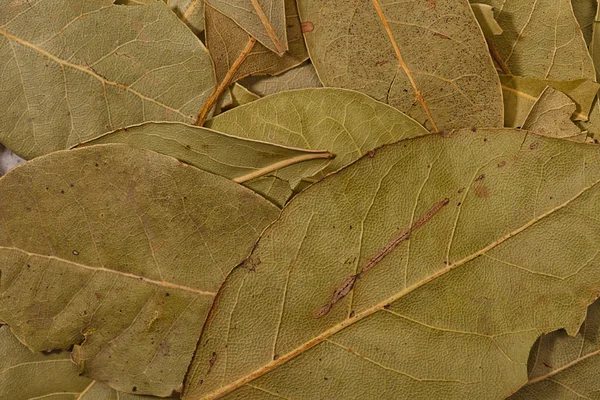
0 0 215 159
0 144 279 396
184 130 600 399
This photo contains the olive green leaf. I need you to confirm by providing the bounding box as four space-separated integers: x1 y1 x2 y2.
229 83 260 107
204 88 429 176
523 87 585 140
0 145 279 396
474 0 595 81
206 0 287 54
197 0 307 125
471 3 503 38
184 129 600 399
0 325 157 399
0 0 215 159
572 0 597 46
239 61 323 97
509 299 600 399
579 97 600 139
297 0 503 132
171 0 205 34
591 4 600 81
500 75 600 127
77 122 333 206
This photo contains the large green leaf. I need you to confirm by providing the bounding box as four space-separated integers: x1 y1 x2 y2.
205 88 429 176
239 61 323 97
500 75 600 127
78 122 333 206
206 0 287 54
0 325 156 399
184 129 600 399
297 0 503 132
0 145 279 396
475 0 595 81
509 299 600 399
0 0 215 159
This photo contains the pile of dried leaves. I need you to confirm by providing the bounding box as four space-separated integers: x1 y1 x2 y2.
2 0 600 398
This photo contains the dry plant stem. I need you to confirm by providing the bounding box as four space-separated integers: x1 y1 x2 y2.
486 37 511 75
233 152 335 183
195 37 257 126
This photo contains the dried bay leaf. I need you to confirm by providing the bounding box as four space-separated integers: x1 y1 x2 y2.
0 145 280 396
204 88 430 176
297 0 503 132
197 0 307 124
475 0 595 81
509 300 600 399
184 129 600 399
523 87 584 140
229 83 260 107
471 3 503 38
0 0 215 159
239 61 323 97
171 0 205 34
206 0 287 54
500 75 600 127
78 122 333 206
572 0 598 46
0 325 156 400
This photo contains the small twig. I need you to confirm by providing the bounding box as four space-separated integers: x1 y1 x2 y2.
486 37 511 75
314 197 450 318
195 37 257 126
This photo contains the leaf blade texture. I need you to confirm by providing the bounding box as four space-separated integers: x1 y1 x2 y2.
0 0 215 159
204 88 430 176
476 0 595 81
522 87 584 140
239 61 323 97
0 144 280 396
184 130 600 399
79 122 333 206
0 325 156 399
509 299 600 399
500 75 600 127
297 0 504 132
205 0 288 54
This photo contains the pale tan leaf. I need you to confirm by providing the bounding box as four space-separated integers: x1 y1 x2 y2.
523 87 584 140
509 300 600 399
474 0 595 81
230 83 260 106
500 75 600 127
171 0 205 34
0 0 215 159
204 88 430 177
0 145 279 396
184 129 600 399
206 0 287 54
297 0 504 132
239 61 323 97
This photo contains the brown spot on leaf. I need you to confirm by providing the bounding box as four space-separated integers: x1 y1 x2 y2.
530 141 540 150
273 354 279 360
301 21 314 33
426 0 436 9
475 174 485 181
474 185 490 198
434 32 449 39
368 150 375 158
498 161 506 168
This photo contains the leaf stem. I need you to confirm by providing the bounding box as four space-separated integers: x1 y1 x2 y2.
486 37 511 75
195 37 257 126
233 151 334 183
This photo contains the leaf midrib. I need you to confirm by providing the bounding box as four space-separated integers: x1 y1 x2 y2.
370 0 438 132
0 27 193 121
0 247 215 296
200 172 600 399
